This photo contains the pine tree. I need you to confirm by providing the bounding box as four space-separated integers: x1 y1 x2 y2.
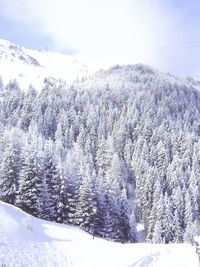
63 143 84 225
152 219 163 243
95 167 107 237
16 144 43 216
43 141 60 220
74 163 97 232
56 174 67 223
162 193 174 243
0 143 20 204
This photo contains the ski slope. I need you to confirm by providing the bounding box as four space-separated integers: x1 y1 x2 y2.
0 201 198 267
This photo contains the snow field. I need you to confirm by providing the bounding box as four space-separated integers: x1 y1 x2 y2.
0 201 199 267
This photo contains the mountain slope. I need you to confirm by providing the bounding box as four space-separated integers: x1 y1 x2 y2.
0 39 107 91
0 201 198 267
1 62 200 243
1 39 200 247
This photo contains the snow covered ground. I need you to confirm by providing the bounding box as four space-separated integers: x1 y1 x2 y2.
0 39 108 91
0 201 199 267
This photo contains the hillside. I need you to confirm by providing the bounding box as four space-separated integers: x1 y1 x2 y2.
0 39 200 245
0 201 198 267
0 38 106 91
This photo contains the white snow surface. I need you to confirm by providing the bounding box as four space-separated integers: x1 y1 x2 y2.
1 38 200 94
0 39 108 91
0 201 199 267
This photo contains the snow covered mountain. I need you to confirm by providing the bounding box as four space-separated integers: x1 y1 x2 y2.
1 38 200 259
0 39 107 91
1 57 200 244
0 201 198 267
0 38 199 93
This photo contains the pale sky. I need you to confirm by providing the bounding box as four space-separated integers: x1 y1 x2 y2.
0 0 200 77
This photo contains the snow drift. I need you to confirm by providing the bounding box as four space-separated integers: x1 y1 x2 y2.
0 201 198 267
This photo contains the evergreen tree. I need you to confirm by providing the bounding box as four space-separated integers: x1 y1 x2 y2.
74 163 97 232
16 142 43 216
43 141 60 220
0 143 20 204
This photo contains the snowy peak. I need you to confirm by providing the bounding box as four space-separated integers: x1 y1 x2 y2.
0 38 106 91
0 39 40 66
1 38 198 94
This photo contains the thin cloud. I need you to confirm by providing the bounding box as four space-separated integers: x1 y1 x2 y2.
0 0 200 76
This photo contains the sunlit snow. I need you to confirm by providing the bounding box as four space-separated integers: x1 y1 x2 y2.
0 39 108 91
0 201 198 267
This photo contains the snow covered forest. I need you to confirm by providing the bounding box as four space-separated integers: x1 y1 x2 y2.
0 64 200 243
